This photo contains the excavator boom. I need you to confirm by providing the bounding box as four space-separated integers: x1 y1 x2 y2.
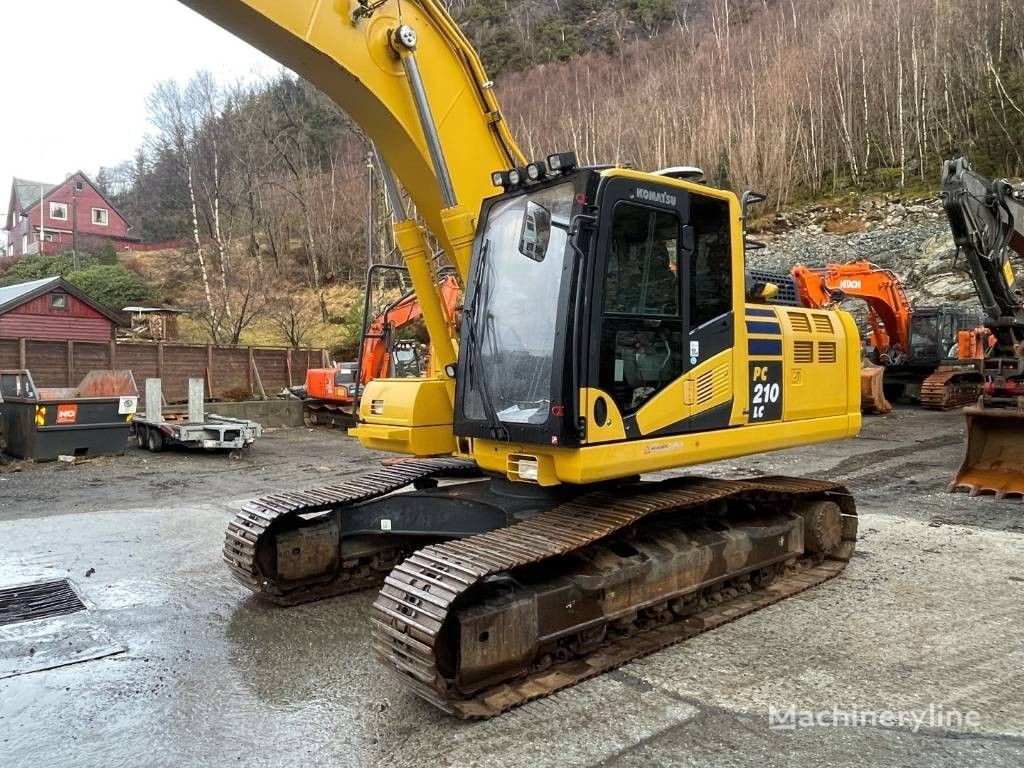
177 0 523 273
942 158 1024 324
792 261 913 355
788 261 982 412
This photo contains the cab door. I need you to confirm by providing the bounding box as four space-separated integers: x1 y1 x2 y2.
584 177 735 442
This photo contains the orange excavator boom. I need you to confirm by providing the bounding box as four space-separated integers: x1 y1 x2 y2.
361 273 461 383
791 260 913 358
303 273 461 421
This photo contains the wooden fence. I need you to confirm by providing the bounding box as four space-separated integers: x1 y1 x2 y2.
0 338 329 402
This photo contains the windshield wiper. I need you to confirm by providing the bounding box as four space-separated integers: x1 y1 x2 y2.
463 239 508 440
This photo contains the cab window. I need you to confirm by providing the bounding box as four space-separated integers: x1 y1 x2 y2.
599 203 684 414
689 195 732 327
604 205 679 316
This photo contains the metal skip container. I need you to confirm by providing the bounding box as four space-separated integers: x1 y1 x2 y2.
0 370 139 461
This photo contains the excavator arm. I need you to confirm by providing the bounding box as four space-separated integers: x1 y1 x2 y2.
791 261 914 358
178 0 526 398
941 157 1024 325
178 0 523 263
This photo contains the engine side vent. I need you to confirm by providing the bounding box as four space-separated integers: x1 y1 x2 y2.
813 314 834 335
794 340 814 364
788 313 813 334
818 342 838 364
696 364 730 405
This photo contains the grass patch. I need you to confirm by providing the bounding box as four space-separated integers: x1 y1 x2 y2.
822 219 867 235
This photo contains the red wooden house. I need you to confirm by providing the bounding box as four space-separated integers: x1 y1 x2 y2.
0 277 122 342
4 172 138 258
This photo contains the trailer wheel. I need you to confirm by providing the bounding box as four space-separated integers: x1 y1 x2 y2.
135 425 148 449
147 428 164 453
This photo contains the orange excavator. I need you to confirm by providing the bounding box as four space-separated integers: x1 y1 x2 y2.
786 261 983 412
304 273 461 426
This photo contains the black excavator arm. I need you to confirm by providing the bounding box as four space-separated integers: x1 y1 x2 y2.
941 157 1024 326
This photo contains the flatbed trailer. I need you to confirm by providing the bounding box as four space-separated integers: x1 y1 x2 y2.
133 377 262 458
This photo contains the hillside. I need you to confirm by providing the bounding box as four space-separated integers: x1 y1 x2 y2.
43 0 1021 348
750 196 975 311
449 0 710 74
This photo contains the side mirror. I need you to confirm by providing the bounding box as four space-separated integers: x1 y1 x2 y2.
747 280 779 303
519 200 552 262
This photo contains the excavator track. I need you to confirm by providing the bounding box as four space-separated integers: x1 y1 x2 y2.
920 368 984 410
223 457 481 606
302 401 357 429
372 476 857 718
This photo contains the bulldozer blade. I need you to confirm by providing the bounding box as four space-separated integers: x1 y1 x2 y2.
950 405 1024 500
860 367 893 414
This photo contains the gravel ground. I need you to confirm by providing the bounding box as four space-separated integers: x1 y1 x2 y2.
0 411 1022 768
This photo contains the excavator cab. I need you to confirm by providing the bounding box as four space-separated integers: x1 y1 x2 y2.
445 160 859 485
454 165 732 453
908 308 983 365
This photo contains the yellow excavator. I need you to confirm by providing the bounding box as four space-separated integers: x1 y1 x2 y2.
181 0 861 717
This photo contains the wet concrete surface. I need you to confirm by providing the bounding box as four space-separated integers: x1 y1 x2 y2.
0 411 1022 767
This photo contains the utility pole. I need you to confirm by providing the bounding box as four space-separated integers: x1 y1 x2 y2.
366 151 374 272
71 180 79 270
39 184 45 256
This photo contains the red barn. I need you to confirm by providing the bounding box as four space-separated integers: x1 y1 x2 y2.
4 172 138 257
0 277 122 342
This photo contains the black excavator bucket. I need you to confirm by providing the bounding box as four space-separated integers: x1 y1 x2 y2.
950 404 1024 499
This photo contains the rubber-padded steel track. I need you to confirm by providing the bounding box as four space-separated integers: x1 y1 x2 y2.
921 368 983 410
372 475 857 718
303 401 357 429
223 457 480 605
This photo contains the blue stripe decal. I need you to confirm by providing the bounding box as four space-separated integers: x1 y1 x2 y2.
746 321 782 335
745 308 777 318
748 339 783 357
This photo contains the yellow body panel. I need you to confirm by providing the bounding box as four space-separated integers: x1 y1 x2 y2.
581 388 627 443
354 424 456 456
475 413 857 486
476 299 862 486
350 378 455 456
631 349 734 437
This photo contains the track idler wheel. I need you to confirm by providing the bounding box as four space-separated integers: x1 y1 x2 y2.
799 500 843 556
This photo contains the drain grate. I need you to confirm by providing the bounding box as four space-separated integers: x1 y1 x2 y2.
0 579 86 626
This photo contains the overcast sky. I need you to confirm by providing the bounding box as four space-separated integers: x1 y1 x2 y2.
0 0 283 245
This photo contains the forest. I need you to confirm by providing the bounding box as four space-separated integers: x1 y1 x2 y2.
74 0 1024 348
